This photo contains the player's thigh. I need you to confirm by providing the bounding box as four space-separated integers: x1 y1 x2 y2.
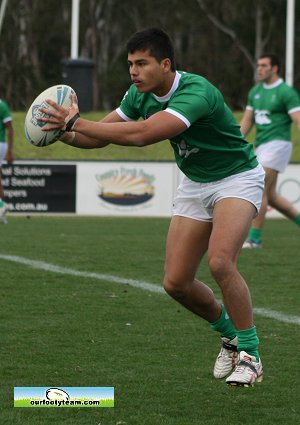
165 215 212 282
263 167 278 193
208 198 256 262
0 143 7 165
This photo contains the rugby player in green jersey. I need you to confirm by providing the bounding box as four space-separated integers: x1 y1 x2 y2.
0 98 14 224
40 28 265 386
241 53 300 249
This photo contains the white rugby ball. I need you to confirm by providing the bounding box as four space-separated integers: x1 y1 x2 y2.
24 84 76 147
46 388 69 401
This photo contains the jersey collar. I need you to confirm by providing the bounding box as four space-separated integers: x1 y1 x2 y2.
263 78 283 89
153 71 181 102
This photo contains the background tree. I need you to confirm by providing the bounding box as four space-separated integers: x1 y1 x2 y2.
0 0 298 111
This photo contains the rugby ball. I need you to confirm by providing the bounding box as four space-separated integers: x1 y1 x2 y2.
46 388 69 401
24 84 76 147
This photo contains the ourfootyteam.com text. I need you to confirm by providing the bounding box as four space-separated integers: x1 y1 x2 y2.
30 399 100 406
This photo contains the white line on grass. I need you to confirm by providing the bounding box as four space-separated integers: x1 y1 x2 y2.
1 254 300 326
0 254 164 294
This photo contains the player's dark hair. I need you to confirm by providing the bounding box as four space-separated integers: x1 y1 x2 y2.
126 27 176 72
258 53 280 72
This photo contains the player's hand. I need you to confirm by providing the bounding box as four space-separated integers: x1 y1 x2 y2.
38 99 68 131
65 94 79 124
38 94 79 131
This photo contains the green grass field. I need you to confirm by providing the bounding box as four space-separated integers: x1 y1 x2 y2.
0 216 299 424
13 111 300 161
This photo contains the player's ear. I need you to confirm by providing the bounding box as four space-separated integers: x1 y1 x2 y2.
161 58 171 73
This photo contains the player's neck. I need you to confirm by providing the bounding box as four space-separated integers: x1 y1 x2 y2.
264 74 280 85
154 71 176 97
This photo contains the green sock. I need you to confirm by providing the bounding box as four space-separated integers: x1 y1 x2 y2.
236 326 259 361
248 228 262 243
0 198 4 208
210 304 236 340
293 214 300 227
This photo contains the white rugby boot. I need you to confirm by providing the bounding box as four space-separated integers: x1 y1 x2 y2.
226 351 263 387
242 239 262 249
213 336 238 379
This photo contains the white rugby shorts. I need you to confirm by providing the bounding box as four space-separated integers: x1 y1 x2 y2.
255 140 292 173
173 164 265 222
0 142 7 167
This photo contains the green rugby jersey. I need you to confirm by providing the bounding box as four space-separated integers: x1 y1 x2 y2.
0 99 12 143
246 78 300 147
117 71 257 182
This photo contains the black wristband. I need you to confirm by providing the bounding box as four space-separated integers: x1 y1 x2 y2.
65 112 80 132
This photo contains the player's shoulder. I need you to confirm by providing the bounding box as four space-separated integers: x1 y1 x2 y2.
278 80 299 95
178 71 210 87
177 71 218 97
0 98 9 114
125 83 138 96
249 82 263 95
274 80 300 105
125 83 144 101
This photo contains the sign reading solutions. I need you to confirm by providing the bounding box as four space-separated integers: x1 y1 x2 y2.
2 162 76 213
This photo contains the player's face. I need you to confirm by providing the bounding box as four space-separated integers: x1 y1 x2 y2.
256 58 278 83
127 49 171 96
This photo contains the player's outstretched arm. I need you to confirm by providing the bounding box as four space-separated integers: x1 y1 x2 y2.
240 108 254 137
5 121 14 163
290 110 300 134
39 97 127 149
61 111 125 149
39 97 187 148
69 111 187 147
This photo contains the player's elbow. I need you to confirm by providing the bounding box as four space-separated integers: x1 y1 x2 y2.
130 122 159 147
131 138 150 147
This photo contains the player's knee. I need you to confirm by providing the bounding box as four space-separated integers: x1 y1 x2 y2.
268 192 278 206
163 275 189 300
208 254 233 282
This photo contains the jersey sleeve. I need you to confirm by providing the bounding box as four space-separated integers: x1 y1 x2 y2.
285 86 300 114
0 100 12 123
245 87 255 111
165 85 210 127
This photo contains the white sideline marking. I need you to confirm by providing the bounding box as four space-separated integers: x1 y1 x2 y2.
1 254 300 326
253 308 300 326
0 254 164 294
